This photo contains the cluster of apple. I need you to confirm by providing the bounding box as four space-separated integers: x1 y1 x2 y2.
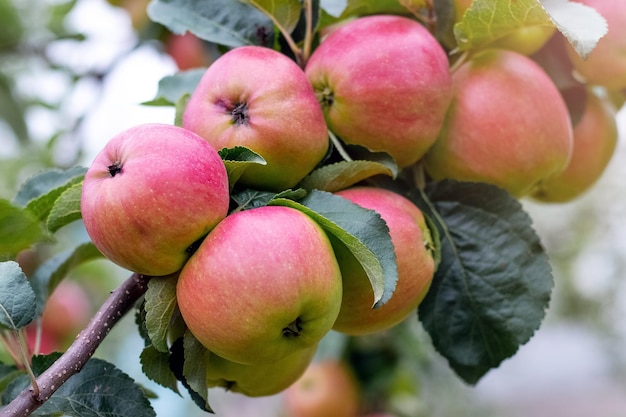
80 1 624 407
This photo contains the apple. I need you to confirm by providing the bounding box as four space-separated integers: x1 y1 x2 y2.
305 15 453 168
176 205 343 365
206 345 317 397
26 325 60 356
532 89 618 202
165 32 211 70
283 360 360 417
41 280 92 342
423 48 573 197
332 187 435 335
454 0 555 55
183 46 329 191
81 123 230 276
565 0 626 90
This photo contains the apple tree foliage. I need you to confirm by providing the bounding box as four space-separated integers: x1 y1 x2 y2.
0 0 611 415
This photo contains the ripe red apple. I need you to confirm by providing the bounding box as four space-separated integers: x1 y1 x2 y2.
532 90 618 202
305 15 453 168
183 46 329 191
41 280 92 342
423 48 573 197
206 345 317 397
176 205 342 365
332 187 435 335
565 0 626 90
283 360 360 417
165 32 211 70
81 123 230 276
26 325 61 356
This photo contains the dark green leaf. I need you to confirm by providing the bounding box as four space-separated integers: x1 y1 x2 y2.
13 166 87 208
416 180 553 384
147 0 275 48
3 356 156 417
270 189 397 308
140 345 180 394
244 0 302 35
0 199 48 259
230 188 306 211
144 275 179 353
46 182 83 233
219 146 267 189
0 74 28 143
30 242 103 315
0 363 21 394
0 261 36 330
338 0 409 18
169 337 213 413
182 332 211 411
299 160 395 193
142 69 205 107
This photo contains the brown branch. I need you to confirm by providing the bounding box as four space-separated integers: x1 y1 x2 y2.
1 273 151 417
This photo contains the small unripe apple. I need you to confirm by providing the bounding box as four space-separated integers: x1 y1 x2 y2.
165 32 211 70
565 0 626 90
532 89 618 202
423 48 573 197
81 123 230 276
206 345 317 397
332 187 435 335
305 15 453 168
183 46 329 191
176 206 342 365
283 360 360 417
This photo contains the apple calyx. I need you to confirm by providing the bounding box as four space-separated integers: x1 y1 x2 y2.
217 98 250 126
107 162 123 177
317 86 334 108
282 318 303 338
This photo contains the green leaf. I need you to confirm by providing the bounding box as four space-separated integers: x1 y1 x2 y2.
338 0 408 18
13 166 87 208
0 74 28 143
0 261 36 330
299 160 395 193
3 356 156 417
219 146 267 189
168 337 212 413
542 0 608 59
0 199 48 259
182 332 211 410
415 181 553 384
230 188 306 211
30 243 103 315
244 0 302 35
144 275 179 353
46 182 83 233
147 0 275 48
140 345 180 394
142 69 205 107
0 363 21 394
270 189 397 308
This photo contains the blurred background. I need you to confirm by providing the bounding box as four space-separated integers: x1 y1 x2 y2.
1 0 625 416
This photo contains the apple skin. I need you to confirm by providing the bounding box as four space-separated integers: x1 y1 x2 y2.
332 187 435 335
176 205 343 365
565 0 626 90
41 280 92 341
205 345 317 397
283 360 360 417
81 123 230 276
532 90 618 202
305 15 453 168
183 46 329 191
165 32 211 70
423 49 573 197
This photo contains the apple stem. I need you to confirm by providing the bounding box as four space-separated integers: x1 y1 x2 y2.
301 0 314 66
1 273 151 417
328 130 353 162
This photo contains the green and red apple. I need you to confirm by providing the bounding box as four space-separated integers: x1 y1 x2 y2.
283 360 360 417
305 15 453 168
532 89 618 202
332 187 435 335
176 205 342 365
183 46 329 191
423 48 574 197
165 32 212 70
81 123 230 276
206 345 317 397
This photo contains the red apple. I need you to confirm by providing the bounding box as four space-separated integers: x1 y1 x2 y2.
183 46 329 191
332 187 435 335
532 89 618 202
423 48 573 197
176 205 342 365
206 345 317 397
305 15 453 168
81 123 230 276
283 360 360 417
41 280 92 341
565 0 626 90
165 32 212 70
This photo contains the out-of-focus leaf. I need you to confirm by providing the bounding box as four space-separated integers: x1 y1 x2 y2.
0 261 37 330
